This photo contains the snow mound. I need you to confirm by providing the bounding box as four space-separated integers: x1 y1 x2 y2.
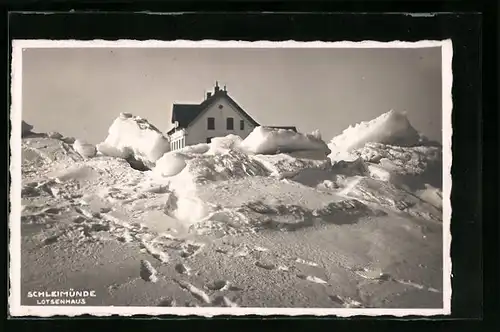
328 110 424 161
97 113 170 167
240 126 331 156
162 150 269 189
290 158 369 189
47 131 63 139
251 153 331 179
73 139 96 158
154 152 188 177
339 177 442 221
153 135 269 181
416 184 443 210
366 164 392 182
351 142 442 190
187 177 383 235
22 137 84 174
332 158 370 177
50 164 101 183
352 143 441 176
155 145 270 224
22 121 35 137
62 136 76 144
178 143 211 155
286 149 332 161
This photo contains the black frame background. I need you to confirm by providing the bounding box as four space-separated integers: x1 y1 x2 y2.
3 0 498 331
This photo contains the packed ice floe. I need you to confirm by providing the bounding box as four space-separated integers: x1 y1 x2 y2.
19 109 444 239
17 110 446 309
328 110 435 162
240 126 331 156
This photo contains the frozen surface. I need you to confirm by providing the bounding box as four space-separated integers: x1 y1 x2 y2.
22 121 34 137
328 110 428 161
18 113 444 309
73 139 97 159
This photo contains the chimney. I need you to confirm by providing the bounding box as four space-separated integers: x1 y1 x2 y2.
206 92 212 99
214 81 220 93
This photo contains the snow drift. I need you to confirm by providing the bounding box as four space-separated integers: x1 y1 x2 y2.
97 113 170 167
206 135 243 154
22 121 34 137
351 143 442 190
328 110 425 161
153 133 332 183
240 126 331 156
47 132 63 140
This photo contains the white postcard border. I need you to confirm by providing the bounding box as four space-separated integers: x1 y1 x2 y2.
9 39 453 317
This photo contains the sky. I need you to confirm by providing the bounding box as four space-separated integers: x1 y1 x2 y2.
21 46 443 145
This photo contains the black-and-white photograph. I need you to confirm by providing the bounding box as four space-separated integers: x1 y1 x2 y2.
9 40 452 316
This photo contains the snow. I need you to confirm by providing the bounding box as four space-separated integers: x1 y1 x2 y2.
353 143 441 177
240 126 331 156
22 121 34 136
416 184 443 210
17 110 445 309
62 136 76 144
178 143 211 155
366 164 392 182
328 110 424 161
251 153 330 179
49 165 101 183
153 135 269 183
153 152 188 177
97 113 170 167
47 132 63 139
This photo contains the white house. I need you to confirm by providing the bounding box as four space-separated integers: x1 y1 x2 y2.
167 82 297 151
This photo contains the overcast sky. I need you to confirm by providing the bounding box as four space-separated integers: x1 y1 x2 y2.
22 46 442 144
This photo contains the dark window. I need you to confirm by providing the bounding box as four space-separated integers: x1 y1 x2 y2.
206 137 213 143
218 104 224 109
226 117 234 130
240 120 245 130
207 117 215 130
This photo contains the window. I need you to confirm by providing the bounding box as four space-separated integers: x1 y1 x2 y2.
218 104 224 109
207 117 215 130
226 117 234 130
206 137 213 143
240 120 245 130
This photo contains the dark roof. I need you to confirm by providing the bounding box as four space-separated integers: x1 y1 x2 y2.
170 104 201 129
167 90 260 135
266 126 298 132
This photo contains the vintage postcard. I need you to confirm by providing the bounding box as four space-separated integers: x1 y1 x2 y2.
9 39 452 317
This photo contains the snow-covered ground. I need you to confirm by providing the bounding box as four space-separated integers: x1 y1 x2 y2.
18 112 444 309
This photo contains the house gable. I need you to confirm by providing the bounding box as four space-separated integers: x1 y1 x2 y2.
167 87 260 136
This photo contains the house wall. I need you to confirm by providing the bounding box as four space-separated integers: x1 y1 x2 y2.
185 96 257 146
